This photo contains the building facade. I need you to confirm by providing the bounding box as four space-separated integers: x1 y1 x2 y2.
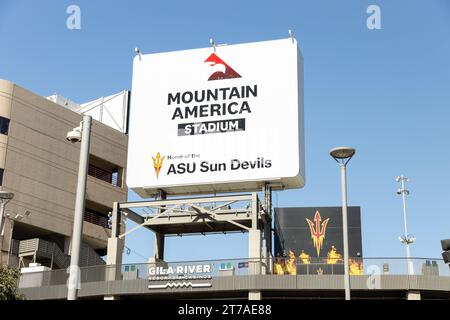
0 79 128 269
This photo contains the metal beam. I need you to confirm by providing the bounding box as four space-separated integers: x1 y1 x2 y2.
114 193 260 239
121 208 144 225
142 209 252 224
118 221 147 239
111 202 121 238
118 205 184 239
119 194 253 209
191 205 251 231
210 201 236 211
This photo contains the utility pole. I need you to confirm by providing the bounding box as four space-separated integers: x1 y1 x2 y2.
396 175 415 275
67 115 92 300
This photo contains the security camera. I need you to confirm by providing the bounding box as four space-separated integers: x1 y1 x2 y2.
66 129 82 143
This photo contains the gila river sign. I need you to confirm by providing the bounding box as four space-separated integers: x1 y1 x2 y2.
127 38 305 196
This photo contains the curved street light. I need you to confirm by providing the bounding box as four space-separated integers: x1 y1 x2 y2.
330 146 355 301
396 175 415 275
0 190 14 236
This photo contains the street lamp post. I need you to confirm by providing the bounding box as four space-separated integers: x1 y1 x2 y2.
330 146 355 301
4 210 30 266
66 115 92 300
0 191 15 234
0 190 14 264
396 175 415 275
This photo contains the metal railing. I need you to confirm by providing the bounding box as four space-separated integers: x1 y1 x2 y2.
18 257 450 289
83 210 110 229
273 256 450 276
88 164 120 187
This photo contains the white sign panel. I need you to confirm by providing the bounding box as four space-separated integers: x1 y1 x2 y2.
127 38 304 196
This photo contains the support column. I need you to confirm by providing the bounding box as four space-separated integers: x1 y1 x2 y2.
261 183 273 274
106 202 123 268
248 193 262 300
154 233 165 260
5 219 16 266
1 218 14 266
0 202 7 266
105 202 123 300
106 238 124 269
263 224 272 274
248 229 262 274
154 190 166 260
248 229 262 301
0 203 5 259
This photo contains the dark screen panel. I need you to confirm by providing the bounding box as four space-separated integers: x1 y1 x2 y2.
274 207 363 275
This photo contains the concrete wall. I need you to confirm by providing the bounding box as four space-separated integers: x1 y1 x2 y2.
0 79 128 262
17 274 450 300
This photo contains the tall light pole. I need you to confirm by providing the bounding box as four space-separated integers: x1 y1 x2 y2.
396 175 415 275
66 115 92 300
330 146 355 301
0 190 14 264
5 210 30 266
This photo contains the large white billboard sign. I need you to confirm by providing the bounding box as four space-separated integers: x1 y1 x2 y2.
127 38 304 196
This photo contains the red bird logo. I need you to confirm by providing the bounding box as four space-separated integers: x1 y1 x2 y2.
306 210 330 256
204 53 241 81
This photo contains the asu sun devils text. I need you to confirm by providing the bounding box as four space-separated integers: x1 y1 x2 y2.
167 157 272 175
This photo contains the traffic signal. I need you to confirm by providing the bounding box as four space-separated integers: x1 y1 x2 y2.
441 239 450 264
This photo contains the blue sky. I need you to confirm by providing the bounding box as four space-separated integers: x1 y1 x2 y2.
1 0 449 263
